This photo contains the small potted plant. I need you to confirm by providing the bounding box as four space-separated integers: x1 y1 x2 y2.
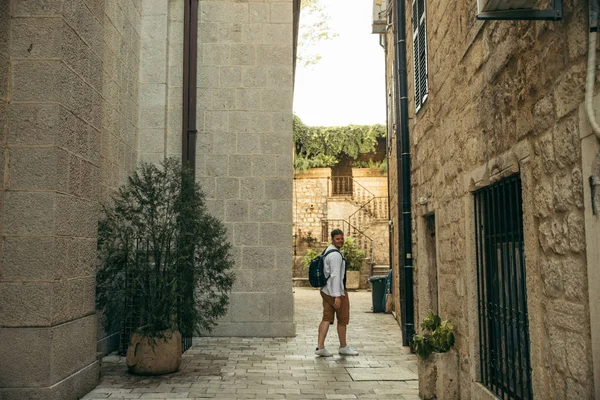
412 310 457 400
340 237 365 290
96 158 235 375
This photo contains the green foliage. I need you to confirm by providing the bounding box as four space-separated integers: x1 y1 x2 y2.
96 158 235 339
412 310 456 359
352 158 388 172
340 237 365 271
301 249 320 272
301 238 365 273
294 115 386 172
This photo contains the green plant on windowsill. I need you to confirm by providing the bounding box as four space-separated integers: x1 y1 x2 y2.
412 310 455 359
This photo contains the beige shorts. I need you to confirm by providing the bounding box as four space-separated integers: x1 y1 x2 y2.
320 291 350 326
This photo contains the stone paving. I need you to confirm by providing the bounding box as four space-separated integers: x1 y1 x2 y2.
82 288 419 399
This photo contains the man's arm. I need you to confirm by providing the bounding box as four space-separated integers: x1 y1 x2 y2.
326 252 344 298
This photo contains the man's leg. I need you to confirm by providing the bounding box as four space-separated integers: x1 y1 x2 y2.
337 323 347 348
318 291 335 350
318 320 330 349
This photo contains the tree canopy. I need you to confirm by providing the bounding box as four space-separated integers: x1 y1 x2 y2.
293 115 386 172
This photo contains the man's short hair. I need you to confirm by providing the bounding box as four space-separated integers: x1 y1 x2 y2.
330 229 344 239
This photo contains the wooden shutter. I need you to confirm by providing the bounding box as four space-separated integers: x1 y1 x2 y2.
412 0 428 112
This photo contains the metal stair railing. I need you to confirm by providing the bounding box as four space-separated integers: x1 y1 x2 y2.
348 196 388 224
321 219 375 271
328 176 376 206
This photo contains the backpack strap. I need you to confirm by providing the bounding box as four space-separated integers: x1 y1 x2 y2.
322 249 346 288
322 248 344 260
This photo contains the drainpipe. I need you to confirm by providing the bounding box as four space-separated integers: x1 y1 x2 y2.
394 0 415 347
183 0 199 173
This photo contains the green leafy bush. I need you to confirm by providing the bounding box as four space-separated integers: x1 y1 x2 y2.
412 310 455 359
293 115 385 172
301 249 320 272
96 158 235 339
340 237 365 271
302 237 365 273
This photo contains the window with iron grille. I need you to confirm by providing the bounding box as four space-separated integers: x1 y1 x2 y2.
474 175 533 400
412 0 428 112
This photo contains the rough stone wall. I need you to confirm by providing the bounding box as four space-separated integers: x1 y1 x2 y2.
384 1 595 399
382 20 402 324
137 0 295 337
293 168 330 244
0 0 140 398
352 168 388 197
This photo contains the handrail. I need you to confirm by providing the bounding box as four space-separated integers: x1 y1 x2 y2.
328 176 376 199
322 218 373 242
321 218 375 268
348 196 388 223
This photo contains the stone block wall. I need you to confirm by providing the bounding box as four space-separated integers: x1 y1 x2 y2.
293 168 390 265
293 168 330 244
383 2 596 398
352 167 388 197
0 1 140 398
137 0 295 337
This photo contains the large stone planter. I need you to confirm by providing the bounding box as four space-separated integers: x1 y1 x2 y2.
126 330 182 375
418 350 459 400
346 270 360 289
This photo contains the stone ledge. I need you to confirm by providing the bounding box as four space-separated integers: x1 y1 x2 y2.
0 360 99 400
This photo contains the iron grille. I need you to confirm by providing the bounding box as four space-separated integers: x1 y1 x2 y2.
474 174 532 400
117 237 193 356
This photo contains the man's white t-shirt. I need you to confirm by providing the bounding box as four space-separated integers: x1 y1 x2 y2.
320 244 346 297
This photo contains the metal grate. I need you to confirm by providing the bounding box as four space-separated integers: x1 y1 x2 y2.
474 174 532 399
117 237 193 356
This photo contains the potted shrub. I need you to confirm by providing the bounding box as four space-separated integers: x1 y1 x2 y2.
412 311 457 400
302 238 365 289
96 158 235 375
340 237 365 290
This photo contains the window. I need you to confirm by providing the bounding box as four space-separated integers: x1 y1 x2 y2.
474 175 532 400
412 0 428 112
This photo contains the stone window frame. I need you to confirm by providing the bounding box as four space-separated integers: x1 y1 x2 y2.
463 140 546 399
411 0 429 113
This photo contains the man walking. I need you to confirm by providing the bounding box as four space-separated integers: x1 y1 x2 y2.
315 229 359 357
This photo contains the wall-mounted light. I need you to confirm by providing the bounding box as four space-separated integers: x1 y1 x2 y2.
417 197 429 206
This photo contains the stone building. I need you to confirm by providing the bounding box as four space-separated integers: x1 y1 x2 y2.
292 166 390 288
377 0 599 399
0 0 294 398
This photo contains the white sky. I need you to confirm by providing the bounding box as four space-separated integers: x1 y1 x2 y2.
293 0 387 127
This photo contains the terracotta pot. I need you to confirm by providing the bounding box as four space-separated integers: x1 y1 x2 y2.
346 271 360 289
126 330 182 375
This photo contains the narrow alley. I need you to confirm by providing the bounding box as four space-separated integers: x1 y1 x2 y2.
82 288 418 400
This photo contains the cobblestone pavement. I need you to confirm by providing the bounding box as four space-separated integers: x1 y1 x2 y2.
83 288 419 399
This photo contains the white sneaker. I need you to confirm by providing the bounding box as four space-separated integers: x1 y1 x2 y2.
338 345 359 356
315 347 333 357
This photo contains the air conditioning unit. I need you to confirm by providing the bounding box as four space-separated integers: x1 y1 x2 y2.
476 0 562 20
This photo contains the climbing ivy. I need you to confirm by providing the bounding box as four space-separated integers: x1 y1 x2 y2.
293 115 385 172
